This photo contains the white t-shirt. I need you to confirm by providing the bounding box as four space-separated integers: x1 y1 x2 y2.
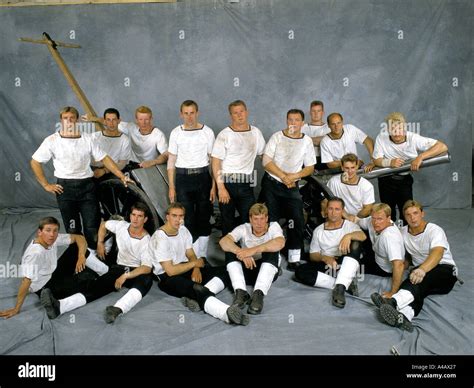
327 175 375 215
21 234 71 292
105 220 151 268
373 131 437 160
32 132 107 179
301 123 331 157
310 220 362 257
118 122 168 162
91 131 132 167
359 217 405 273
168 125 215 168
320 124 368 163
229 221 284 260
147 226 193 276
211 126 266 174
263 131 316 183
401 223 456 267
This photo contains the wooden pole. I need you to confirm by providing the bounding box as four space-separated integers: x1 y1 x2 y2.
19 32 105 131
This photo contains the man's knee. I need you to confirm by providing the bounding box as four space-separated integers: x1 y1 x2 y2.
295 263 317 286
346 241 362 261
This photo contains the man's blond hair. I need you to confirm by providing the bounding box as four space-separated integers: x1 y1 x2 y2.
135 106 153 117
371 203 392 218
249 203 268 217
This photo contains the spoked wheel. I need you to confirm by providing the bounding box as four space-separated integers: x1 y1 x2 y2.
97 178 162 234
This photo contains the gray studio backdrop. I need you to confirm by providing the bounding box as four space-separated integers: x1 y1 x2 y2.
0 0 472 209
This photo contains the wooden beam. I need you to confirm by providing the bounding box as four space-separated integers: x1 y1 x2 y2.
1 0 175 7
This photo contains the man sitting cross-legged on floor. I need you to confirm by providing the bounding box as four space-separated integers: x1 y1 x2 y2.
294 196 366 308
219 203 285 315
147 202 249 326
40 202 153 324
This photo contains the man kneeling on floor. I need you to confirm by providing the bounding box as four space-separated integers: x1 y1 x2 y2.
40 202 153 323
147 202 249 326
294 196 366 308
219 203 285 315
0 216 108 319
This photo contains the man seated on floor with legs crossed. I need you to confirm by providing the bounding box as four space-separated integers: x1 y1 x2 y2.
40 202 153 324
147 202 249 326
370 200 460 332
356 203 406 298
0 216 108 319
294 196 366 308
219 203 285 315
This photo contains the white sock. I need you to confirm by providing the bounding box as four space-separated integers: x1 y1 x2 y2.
198 236 210 258
314 272 336 289
114 288 142 314
86 249 109 276
227 261 246 291
399 305 415 321
393 289 415 310
59 293 87 315
254 263 278 295
288 249 301 263
203 296 229 323
204 277 225 294
192 239 201 258
104 238 113 255
335 256 359 289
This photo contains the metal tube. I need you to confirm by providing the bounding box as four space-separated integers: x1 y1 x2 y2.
314 153 451 180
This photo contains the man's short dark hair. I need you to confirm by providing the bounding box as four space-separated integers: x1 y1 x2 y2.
310 100 324 109
180 100 199 112
166 202 186 215
327 112 343 123
103 108 120 119
131 202 149 218
38 217 60 231
327 196 345 209
341 153 358 165
228 100 247 113
287 109 305 120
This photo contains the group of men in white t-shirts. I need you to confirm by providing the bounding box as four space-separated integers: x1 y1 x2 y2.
0 99 460 333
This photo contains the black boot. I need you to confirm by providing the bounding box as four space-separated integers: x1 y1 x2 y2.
104 306 122 324
40 288 60 319
379 304 414 332
332 284 346 308
371 293 397 308
232 289 250 309
247 289 264 315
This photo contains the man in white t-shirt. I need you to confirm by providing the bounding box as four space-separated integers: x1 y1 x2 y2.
373 112 448 224
357 203 406 297
117 105 169 168
0 216 108 319
39 203 154 324
219 203 285 315
320 113 375 172
294 197 367 308
31 106 133 249
167 100 216 260
324 153 375 221
90 108 132 179
371 200 458 332
301 100 331 170
260 108 316 271
212 100 266 236
148 203 249 326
